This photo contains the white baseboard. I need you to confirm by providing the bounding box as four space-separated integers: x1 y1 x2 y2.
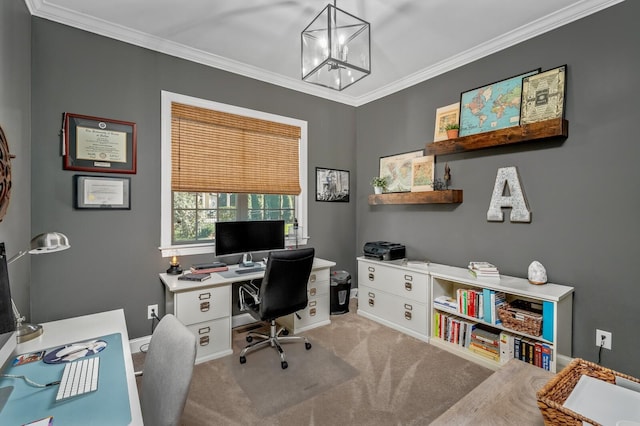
350 287 358 299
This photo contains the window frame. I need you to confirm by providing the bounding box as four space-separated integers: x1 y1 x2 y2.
160 91 309 257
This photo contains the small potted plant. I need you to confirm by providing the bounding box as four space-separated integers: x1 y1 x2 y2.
444 123 459 139
371 176 388 194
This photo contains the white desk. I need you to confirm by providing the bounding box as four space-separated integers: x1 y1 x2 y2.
1 309 143 425
160 257 336 364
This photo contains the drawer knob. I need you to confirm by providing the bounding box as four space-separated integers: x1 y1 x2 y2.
310 308 316 316
368 273 375 281
368 298 375 307
309 287 317 296
405 282 413 291
404 311 412 320
198 292 211 300
200 301 210 312
309 274 316 283
199 336 210 346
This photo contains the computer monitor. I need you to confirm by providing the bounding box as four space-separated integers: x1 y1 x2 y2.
215 220 285 259
0 242 17 411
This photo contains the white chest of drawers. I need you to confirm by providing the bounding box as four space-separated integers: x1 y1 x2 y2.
357 257 429 342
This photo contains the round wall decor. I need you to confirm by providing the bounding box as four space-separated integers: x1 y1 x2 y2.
0 125 12 222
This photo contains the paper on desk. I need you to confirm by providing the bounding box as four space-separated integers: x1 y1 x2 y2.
563 375 640 426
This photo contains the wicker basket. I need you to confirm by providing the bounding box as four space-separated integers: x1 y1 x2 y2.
536 358 640 425
497 303 542 336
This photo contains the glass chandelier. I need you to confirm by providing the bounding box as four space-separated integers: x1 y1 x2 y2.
301 1 371 91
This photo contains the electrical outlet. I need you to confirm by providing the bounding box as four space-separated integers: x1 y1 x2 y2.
147 304 158 320
596 329 612 350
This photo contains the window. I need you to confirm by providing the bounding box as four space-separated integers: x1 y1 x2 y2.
161 91 308 257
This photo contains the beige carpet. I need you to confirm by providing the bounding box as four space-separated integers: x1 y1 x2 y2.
135 299 493 425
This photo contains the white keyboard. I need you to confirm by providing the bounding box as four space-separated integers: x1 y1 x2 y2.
55 357 100 401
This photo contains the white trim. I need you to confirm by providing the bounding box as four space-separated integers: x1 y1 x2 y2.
160 91 309 258
129 335 151 354
26 0 624 107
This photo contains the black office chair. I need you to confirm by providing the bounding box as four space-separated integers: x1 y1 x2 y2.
238 247 315 369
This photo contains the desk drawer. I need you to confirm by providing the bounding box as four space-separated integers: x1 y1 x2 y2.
358 262 428 304
359 285 428 336
188 316 231 360
175 285 230 325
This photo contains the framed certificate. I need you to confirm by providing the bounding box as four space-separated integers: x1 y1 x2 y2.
63 113 137 174
74 175 131 209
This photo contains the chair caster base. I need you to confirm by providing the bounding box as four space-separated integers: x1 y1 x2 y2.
305 342 312 350
281 361 288 369
240 356 246 364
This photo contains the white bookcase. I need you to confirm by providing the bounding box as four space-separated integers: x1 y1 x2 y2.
355 258 574 373
428 263 573 372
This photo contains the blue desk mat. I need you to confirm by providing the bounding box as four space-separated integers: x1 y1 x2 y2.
0 333 132 426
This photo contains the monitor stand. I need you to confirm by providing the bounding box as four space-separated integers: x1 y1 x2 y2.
241 253 254 268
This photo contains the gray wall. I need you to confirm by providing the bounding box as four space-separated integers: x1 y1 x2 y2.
356 1 639 376
30 18 357 339
0 0 31 316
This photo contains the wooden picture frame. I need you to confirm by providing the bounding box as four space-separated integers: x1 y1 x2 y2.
411 155 435 192
520 65 567 125
74 175 131 209
315 167 350 202
379 150 424 193
459 68 540 137
433 102 460 142
63 113 137 174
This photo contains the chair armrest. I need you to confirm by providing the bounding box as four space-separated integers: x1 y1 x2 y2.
238 280 261 311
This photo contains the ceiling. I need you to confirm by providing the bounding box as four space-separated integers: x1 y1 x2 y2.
25 0 622 106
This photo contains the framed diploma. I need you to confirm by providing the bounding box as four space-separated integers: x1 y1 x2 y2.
74 175 131 209
63 113 137 173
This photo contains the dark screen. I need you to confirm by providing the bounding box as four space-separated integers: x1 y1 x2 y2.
0 243 16 334
215 220 285 257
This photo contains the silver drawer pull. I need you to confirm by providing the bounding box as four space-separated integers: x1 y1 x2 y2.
198 326 210 335
199 336 210 346
309 287 317 296
309 274 316 283
309 300 317 307
404 275 413 281
404 304 413 311
405 282 412 291
368 298 375 307
368 292 375 298
309 308 317 316
368 266 375 272
198 292 211 300
368 273 375 281
404 311 412 320
200 301 210 312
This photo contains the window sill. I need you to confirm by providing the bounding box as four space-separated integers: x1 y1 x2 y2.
160 236 309 258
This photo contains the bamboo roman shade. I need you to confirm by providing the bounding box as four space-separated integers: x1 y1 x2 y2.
171 102 301 195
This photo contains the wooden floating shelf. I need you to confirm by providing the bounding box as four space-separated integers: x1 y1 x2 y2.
426 118 568 156
368 190 463 205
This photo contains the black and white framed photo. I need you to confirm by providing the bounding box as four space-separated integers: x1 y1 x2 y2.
315 167 350 202
74 175 131 209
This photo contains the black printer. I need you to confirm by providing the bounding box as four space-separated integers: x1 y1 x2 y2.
363 241 406 261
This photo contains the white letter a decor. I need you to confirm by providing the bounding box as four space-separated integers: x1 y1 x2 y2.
487 166 531 222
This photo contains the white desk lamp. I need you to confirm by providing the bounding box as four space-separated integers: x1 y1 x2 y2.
7 232 71 343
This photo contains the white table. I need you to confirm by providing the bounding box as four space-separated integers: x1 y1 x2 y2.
7 309 143 425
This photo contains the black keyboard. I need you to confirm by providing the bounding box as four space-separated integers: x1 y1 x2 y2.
235 267 265 275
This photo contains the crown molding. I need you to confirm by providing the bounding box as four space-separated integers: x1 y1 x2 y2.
26 0 624 107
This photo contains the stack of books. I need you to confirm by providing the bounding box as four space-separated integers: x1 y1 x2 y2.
468 261 500 279
469 326 500 361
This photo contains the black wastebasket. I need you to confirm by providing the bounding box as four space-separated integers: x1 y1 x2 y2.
330 270 351 315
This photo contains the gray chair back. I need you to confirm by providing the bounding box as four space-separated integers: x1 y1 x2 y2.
141 314 197 426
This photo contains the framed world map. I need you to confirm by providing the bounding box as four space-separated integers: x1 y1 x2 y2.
459 69 539 137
